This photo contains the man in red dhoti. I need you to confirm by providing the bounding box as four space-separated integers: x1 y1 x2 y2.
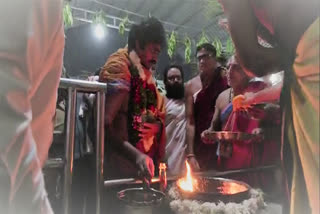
185 43 228 171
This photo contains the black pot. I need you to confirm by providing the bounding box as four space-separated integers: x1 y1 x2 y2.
117 187 165 214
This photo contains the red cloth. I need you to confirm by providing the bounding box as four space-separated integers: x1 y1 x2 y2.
194 73 228 170
221 81 280 191
222 81 267 169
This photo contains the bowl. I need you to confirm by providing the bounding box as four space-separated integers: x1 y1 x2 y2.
117 187 165 207
176 177 251 203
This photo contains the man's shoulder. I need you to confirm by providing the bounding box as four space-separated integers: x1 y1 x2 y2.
219 88 231 97
185 75 201 95
99 47 131 83
186 75 201 85
217 88 230 103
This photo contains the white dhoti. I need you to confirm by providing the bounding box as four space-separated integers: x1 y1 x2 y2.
165 99 186 175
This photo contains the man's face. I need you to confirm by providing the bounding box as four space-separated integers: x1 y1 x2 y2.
166 67 183 86
196 48 217 75
227 56 248 88
136 42 161 69
165 67 184 99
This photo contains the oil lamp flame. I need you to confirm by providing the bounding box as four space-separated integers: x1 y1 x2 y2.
177 161 198 192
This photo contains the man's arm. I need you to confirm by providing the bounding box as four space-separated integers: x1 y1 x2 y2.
105 91 155 178
221 0 283 77
185 83 200 171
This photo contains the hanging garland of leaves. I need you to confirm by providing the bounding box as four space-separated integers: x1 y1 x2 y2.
197 31 209 47
119 16 129 35
225 36 235 57
184 36 192 64
63 3 73 28
167 31 177 59
212 37 223 57
93 10 107 25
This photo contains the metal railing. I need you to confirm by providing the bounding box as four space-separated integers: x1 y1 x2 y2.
59 78 107 214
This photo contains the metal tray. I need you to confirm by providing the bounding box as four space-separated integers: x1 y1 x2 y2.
203 131 258 142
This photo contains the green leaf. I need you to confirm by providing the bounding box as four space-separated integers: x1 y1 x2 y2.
225 37 235 56
212 38 222 57
119 23 125 35
197 31 209 47
93 10 107 26
167 31 177 59
119 16 129 35
184 36 192 63
63 3 73 28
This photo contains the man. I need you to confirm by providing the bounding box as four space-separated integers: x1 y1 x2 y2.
99 17 166 180
0 0 65 213
218 0 319 213
185 43 228 171
163 65 186 175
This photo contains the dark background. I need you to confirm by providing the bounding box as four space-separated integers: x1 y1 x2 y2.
63 24 197 81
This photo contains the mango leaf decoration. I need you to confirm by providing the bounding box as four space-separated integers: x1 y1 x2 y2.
93 10 107 26
197 31 209 47
184 36 192 64
63 3 73 28
167 31 177 59
212 38 222 57
119 16 129 35
225 37 235 57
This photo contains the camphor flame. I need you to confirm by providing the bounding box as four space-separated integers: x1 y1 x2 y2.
218 181 248 194
177 160 198 192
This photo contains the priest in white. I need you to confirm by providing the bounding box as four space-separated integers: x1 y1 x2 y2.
164 65 186 175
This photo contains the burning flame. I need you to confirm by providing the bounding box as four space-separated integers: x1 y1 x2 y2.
177 161 198 192
218 181 248 194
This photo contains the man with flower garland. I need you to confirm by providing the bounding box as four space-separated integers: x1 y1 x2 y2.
99 17 166 181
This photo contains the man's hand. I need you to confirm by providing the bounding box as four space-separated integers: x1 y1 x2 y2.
136 153 155 180
187 156 200 171
138 122 161 139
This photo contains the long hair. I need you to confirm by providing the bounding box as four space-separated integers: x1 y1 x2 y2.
128 17 166 52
